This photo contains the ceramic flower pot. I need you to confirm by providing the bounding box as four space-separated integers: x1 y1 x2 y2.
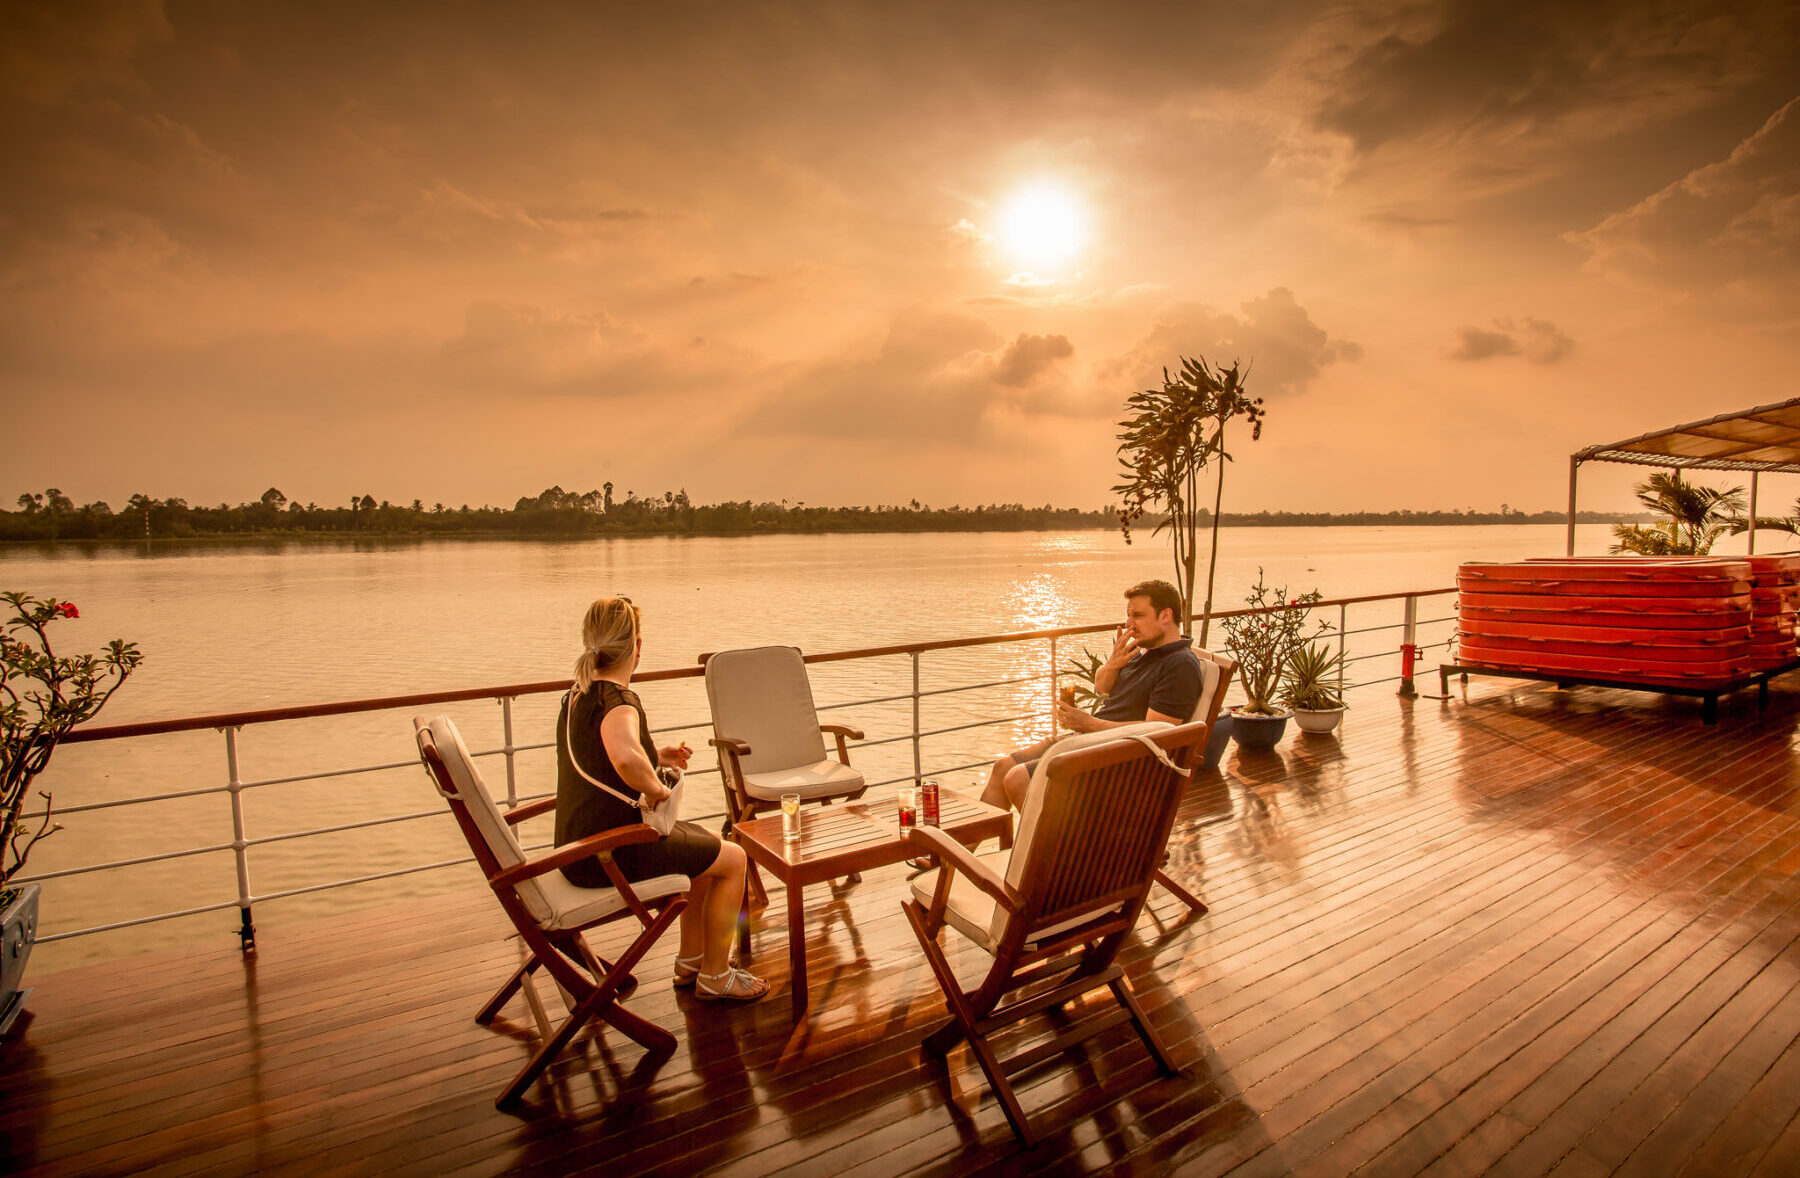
1293 706 1346 734
1 882 40 1036
1227 707 1290 748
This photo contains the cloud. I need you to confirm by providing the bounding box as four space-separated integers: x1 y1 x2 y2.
1447 327 1521 361
1569 96 1800 310
1446 317 1575 362
948 218 990 246
1316 1 1794 154
1002 271 1056 288
440 300 743 396
1102 287 1358 397
993 334 1074 387
742 311 1092 440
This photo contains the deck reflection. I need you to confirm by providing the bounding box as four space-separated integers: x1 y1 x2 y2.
9 675 1800 1175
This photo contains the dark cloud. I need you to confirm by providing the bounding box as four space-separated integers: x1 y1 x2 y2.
1447 327 1522 361
1102 288 1358 398
993 334 1074 388
1316 0 1799 157
1570 97 1800 311
744 311 1091 440
1446 317 1575 363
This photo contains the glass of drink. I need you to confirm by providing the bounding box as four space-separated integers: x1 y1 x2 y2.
897 786 917 833
1060 685 1077 706
780 792 801 844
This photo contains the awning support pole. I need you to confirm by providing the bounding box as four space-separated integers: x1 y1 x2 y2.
1566 457 1580 556
1749 472 1759 555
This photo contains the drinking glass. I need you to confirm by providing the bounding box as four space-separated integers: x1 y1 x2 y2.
897 786 917 832
780 792 801 844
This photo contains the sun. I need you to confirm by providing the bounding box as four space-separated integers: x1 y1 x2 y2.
996 182 1085 275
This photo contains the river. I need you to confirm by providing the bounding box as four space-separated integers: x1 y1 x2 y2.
3 523 1629 968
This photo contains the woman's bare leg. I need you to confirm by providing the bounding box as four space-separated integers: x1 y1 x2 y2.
695 840 749 976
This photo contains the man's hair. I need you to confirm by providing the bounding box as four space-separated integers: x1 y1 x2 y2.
1125 579 1183 623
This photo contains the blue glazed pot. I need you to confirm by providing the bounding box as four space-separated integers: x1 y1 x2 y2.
1227 707 1290 749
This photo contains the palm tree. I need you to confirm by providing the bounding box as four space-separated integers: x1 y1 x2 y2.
1610 471 1745 555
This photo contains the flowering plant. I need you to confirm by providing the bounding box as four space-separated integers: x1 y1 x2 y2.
1217 570 1330 715
2 592 143 887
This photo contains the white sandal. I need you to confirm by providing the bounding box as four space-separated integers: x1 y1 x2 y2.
695 966 769 1002
673 953 703 988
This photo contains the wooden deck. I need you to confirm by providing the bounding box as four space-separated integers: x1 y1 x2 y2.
10 675 1800 1176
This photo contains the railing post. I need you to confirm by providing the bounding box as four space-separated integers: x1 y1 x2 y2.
1049 635 1059 732
1399 595 1420 698
910 651 923 788
222 726 255 954
1338 603 1348 698
499 696 519 807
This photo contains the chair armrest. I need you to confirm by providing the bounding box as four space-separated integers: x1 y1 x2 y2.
709 736 752 756
502 796 557 825
907 826 1022 914
490 824 659 888
820 723 861 764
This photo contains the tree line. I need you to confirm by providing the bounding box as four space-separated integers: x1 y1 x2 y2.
0 485 1641 543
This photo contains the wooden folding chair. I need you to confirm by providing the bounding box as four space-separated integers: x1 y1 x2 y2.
703 645 867 907
414 714 688 1108
902 720 1208 1145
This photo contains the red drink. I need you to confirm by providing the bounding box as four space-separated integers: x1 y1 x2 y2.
921 779 940 826
898 786 917 832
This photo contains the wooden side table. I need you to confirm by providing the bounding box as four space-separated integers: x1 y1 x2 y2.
732 788 1011 1013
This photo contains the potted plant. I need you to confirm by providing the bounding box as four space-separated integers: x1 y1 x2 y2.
2 592 142 1035
1218 570 1329 749
1282 642 1348 734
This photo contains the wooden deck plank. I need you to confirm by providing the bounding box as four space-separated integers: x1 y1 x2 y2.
8 676 1800 1174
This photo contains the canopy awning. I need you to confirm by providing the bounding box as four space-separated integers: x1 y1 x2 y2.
1573 397 1800 474
1565 397 1800 554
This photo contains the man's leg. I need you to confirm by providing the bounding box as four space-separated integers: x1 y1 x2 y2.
983 736 1054 810
986 738 1051 814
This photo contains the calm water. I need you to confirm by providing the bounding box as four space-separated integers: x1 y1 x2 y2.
4 524 1618 968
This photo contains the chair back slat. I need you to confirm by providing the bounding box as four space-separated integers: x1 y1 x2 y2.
415 715 556 926
705 646 828 773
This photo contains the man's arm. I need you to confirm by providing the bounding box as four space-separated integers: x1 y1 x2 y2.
1055 703 1169 734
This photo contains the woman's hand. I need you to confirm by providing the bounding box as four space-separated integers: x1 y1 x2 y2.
637 776 673 808
657 742 692 770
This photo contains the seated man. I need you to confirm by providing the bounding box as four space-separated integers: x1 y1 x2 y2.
982 578 1204 812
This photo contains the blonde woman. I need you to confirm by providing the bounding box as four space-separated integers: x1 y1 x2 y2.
555 596 767 1002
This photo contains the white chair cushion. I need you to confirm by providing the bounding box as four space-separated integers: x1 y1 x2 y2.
1005 721 1172 943
742 758 865 801
706 646 829 774
1191 658 1223 723
533 870 691 932
911 849 1104 954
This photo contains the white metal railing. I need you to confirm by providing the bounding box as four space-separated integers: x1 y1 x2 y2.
26 588 1455 949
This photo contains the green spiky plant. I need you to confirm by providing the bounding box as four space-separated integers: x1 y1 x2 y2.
1280 642 1347 712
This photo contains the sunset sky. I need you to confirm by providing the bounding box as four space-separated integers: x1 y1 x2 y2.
3 1 1797 514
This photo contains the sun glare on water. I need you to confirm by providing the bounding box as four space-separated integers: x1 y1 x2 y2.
997 182 1085 277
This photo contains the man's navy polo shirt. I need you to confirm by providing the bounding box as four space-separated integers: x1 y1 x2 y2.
1096 635 1203 722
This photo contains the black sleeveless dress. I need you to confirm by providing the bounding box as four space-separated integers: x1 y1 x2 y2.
554 680 722 888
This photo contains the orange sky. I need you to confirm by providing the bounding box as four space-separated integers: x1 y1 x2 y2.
3 1 1797 514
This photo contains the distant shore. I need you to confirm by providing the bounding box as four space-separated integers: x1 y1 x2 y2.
1 505 1648 545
